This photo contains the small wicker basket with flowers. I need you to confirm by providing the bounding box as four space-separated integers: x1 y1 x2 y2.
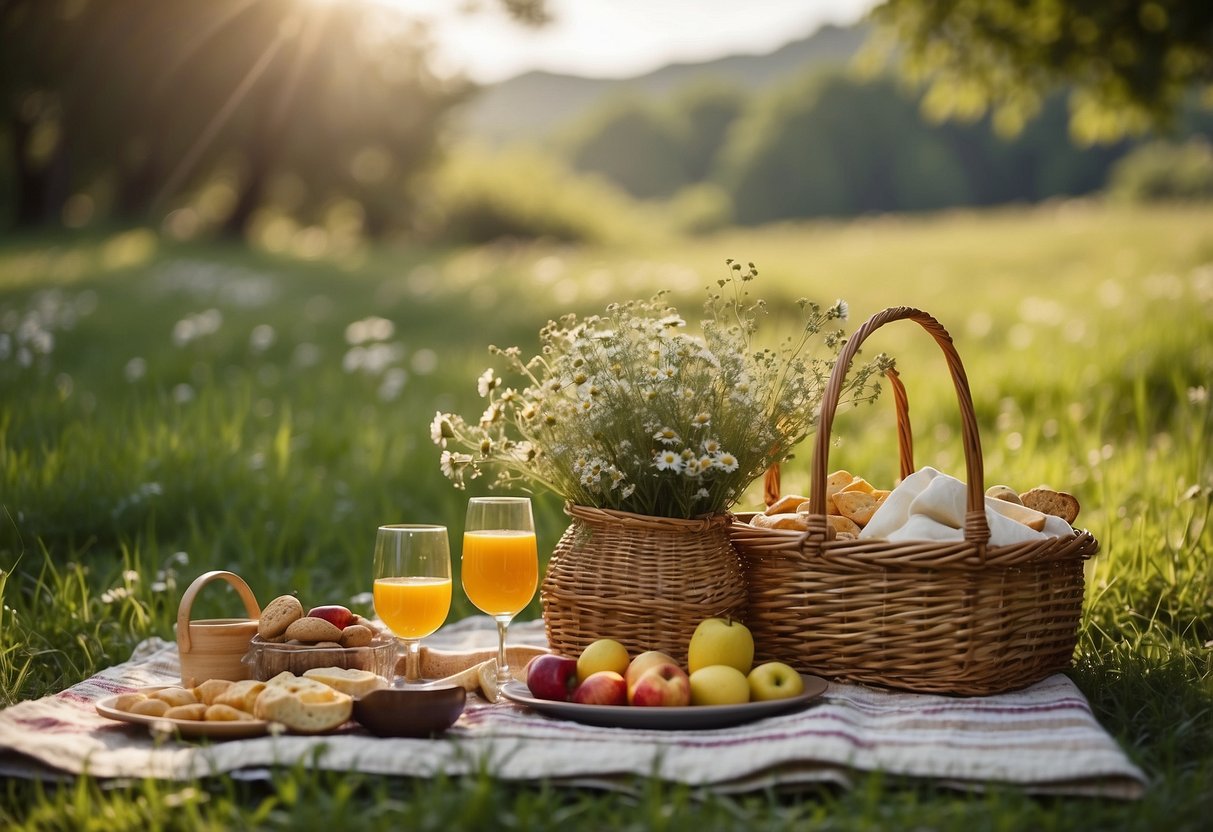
430 262 889 664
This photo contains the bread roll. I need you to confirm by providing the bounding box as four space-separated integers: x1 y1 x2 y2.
765 494 809 515
751 512 809 531
303 667 386 698
205 704 258 722
254 673 352 733
827 515 862 537
151 687 198 708
129 698 170 717
214 680 266 713
164 703 208 721
193 679 234 706
113 693 147 712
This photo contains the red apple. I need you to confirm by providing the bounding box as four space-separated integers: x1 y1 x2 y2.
624 650 678 694
571 670 628 706
526 654 579 701
307 605 354 630
628 663 691 707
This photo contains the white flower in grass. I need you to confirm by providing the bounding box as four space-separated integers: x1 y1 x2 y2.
714 453 739 473
702 438 722 455
695 488 710 500
621 484 636 499
480 402 503 427
690 412 711 428
829 299 849 320
653 426 680 445
697 455 715 474
658 313 686 329
655 450 681 472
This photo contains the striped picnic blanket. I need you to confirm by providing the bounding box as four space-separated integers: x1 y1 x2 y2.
0 617 1146 797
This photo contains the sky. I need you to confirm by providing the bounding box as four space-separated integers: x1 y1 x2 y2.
377 0 880 84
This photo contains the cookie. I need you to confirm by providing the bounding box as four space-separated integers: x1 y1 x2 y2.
339 624 373 648
285 616 343 644
1019 487 1080 524
259 595 304 639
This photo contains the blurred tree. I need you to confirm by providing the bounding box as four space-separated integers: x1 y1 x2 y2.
672 83 745 182
719 72 970 223
0 0 550 237
563 96 691 199
0 0 84 226
869 0 1213 143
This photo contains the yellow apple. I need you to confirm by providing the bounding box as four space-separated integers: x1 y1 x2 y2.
687 617 754 675
624 650 677 694
747 661 805 701
576 638 630 683
689 665 751 706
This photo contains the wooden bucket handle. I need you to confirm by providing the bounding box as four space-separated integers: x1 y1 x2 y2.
762 365 914 505
177 571 261 653
801 306 990 549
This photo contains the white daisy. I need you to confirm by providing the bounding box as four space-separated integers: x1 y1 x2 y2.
654 451 681 472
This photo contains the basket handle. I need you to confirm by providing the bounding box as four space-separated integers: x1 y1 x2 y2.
762 364 914 506
177 571 261 653
805 306 990 547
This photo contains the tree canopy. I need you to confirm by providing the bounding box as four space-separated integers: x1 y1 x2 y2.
869 0 1213 143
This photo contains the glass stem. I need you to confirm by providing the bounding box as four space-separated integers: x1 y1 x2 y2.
495 615 512 688
403 639 421 684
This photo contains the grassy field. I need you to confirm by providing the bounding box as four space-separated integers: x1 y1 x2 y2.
1 201 1211 829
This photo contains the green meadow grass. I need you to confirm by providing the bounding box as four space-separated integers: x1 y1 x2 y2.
1 202 1211 829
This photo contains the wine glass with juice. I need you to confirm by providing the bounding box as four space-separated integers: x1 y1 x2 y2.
461 497 539 702
373 524 452 685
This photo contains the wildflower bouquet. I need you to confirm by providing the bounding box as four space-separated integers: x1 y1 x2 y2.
431 261 890 519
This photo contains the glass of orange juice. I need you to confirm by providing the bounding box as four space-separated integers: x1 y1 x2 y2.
373 524 452 685
461 497 538 701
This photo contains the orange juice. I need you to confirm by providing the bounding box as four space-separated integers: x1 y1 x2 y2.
461 530 538 616
373 576 452 639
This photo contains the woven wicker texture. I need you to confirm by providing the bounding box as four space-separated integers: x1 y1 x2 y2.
542 504 747 665
730 306 1099 695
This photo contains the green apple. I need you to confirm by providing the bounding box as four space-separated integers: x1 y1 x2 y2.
747 661 805 701
576 638 630 683
689 665 751 706
687 617 754 675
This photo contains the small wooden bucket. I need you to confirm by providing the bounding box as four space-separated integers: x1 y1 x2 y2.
177 571 261 687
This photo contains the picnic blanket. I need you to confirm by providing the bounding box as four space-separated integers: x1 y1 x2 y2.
0 617 1147 798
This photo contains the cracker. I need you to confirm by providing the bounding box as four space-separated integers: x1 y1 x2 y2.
833 491 879 527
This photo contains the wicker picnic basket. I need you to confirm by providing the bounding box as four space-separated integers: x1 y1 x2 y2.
728 306 1099 696
542 504 747 666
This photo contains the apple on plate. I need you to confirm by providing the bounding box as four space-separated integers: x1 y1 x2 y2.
571 670 628 705
577 639 629 683
747 661 805 701
307 605 355 630
624 650 677 695
687 617 754 675
689 664 751 706
629 663 691 707
526 654 579 701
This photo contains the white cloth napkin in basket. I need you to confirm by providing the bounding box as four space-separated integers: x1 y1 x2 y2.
859 467 1074 544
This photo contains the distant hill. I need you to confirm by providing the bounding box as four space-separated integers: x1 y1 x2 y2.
457 23 868 142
